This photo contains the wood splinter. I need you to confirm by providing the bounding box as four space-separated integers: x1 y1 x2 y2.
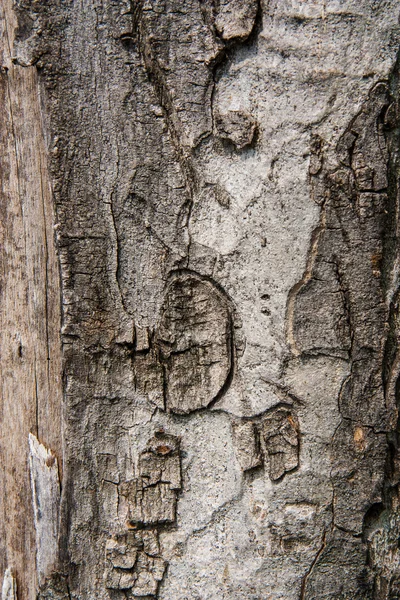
1 569 17 600
28 434 61 587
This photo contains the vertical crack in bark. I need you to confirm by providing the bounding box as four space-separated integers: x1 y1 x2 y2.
132 0 261 271
109 189 128 315
132 1 204 273
299 531 327 600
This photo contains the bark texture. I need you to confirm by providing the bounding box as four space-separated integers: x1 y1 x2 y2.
2 0 400 599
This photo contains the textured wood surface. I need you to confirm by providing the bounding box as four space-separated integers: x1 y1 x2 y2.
1 569 17 600
0 2 62 598
28 434 61 588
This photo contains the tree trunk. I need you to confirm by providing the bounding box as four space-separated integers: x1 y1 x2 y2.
2 1 400 598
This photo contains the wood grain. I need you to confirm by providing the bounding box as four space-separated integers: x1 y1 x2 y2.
1 569 17 600
28 434 61 588
0 2 62 598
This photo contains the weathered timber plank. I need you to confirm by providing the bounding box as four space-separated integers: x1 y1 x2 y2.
0 2 62 598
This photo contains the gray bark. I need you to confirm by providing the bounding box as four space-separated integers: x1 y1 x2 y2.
2 0 400 599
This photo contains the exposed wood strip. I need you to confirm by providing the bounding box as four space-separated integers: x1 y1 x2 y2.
0 1 63 598
28 435 61 587
1 570 17 600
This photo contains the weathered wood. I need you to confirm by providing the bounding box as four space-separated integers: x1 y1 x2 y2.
1 570 17 600
28 434 61 588
0 1 62 598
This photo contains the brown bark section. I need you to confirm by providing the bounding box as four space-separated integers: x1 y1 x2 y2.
0 3 63 598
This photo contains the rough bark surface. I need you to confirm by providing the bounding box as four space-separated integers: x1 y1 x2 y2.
3 0 400 599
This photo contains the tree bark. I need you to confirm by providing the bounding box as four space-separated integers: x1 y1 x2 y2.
2 1 400 599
